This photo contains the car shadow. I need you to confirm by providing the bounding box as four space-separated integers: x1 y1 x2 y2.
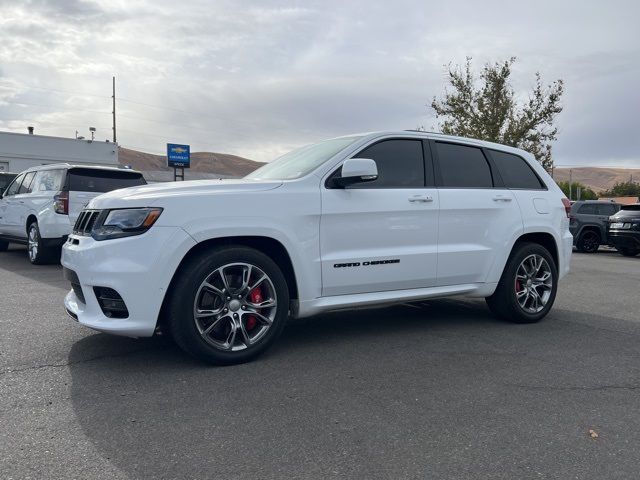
66 298 507 479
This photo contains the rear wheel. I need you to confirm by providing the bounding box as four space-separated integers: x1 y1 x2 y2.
618 247 639 257
486 242 558 324
167 246 290 365
27 222 55 265
576 230 600 253
0 239 8 252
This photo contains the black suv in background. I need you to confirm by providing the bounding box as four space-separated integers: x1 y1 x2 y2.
608 205 640 257
569 200 621 253
0 172 17 195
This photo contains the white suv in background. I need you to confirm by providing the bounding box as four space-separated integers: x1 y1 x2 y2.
0 164 146 264
62 131 572 364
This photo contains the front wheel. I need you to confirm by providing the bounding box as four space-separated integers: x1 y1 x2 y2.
0 239 8 252
167 246 290 365
486 242 558 324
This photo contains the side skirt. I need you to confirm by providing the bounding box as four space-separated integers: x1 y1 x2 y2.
295 282 498 318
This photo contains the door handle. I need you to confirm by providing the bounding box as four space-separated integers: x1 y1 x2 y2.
492 195 512 202
408 195 433 203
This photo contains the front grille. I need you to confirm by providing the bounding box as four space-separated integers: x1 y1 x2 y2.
73 209 101 236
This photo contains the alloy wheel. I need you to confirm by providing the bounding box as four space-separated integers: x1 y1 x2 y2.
28 226 38 262
193 262 277 352
581 232 599 253
515 254 553 314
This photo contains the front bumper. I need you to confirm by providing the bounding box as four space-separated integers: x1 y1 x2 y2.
608 231 640 249
61 226 197 337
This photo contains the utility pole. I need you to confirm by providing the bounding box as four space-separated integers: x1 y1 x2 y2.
112 76 117 144
569 169 573 201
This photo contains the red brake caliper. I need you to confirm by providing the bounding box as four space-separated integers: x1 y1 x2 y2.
245 286 262 331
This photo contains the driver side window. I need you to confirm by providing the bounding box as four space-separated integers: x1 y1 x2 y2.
349 139 426 189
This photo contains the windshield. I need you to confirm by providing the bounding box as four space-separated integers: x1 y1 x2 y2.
245 136 363 180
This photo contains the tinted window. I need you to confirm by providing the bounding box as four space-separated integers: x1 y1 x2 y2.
4 174 24 196
18 172 36 194
489 150 543 189
577 203 597 214
596 204 617 216
436 142 493 188
33 169 65 192
68 169 146 192
349 139 424 188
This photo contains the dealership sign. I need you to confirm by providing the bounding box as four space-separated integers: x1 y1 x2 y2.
167 143 190 168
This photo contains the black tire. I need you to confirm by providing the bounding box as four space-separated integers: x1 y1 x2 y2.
618 247 639 257
167 246 290 365
576 230 600 253
486 242 558 324
27 222 55 265
0 239 8 252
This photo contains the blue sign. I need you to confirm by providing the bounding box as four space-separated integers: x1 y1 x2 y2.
167 143 190 168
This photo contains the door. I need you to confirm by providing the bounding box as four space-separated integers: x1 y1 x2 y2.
11 171 37 239
320 138 439 296
0 173 25 237
433 141 522 286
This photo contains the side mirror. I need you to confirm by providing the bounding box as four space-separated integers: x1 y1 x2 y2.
329 158 378 188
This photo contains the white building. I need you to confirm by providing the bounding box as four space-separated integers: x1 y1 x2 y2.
0 130 118 173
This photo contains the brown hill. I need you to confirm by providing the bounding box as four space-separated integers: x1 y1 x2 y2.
118 147 264 177
553 167 640 192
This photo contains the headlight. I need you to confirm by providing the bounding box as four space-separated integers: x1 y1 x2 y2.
92 208 162 241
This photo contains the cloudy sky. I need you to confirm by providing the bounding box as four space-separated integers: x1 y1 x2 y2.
0 0 639 166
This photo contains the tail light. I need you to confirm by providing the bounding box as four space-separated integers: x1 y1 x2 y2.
561 198 571 218
54 191 69 214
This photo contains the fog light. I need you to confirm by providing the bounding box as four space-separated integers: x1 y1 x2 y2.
93 287 129 318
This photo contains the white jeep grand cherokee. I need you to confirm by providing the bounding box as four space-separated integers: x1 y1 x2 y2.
62 131 572 364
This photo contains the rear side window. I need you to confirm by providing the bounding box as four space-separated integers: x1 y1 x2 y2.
349 139 425 188
577 203 597 214
489 150 544 189
67 169 146 192
596 204 617 216
33 169 65 192
436 142 493 188
18 172 36 194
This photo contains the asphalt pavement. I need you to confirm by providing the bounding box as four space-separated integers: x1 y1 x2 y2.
1 244 639 479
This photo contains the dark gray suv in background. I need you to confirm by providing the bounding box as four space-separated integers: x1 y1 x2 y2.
569 200 621 253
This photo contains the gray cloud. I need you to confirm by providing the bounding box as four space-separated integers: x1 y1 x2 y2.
0 0 639 165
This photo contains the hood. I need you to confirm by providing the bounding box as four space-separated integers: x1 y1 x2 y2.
87 178 283 209
611 205 640 221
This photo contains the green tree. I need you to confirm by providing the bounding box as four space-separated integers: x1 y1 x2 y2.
556 181 598 201
601 181 640 197
430 57 564 171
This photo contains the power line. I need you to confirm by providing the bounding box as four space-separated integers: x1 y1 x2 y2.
0 82 110 99
0 99 111 115
0 80 229 124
